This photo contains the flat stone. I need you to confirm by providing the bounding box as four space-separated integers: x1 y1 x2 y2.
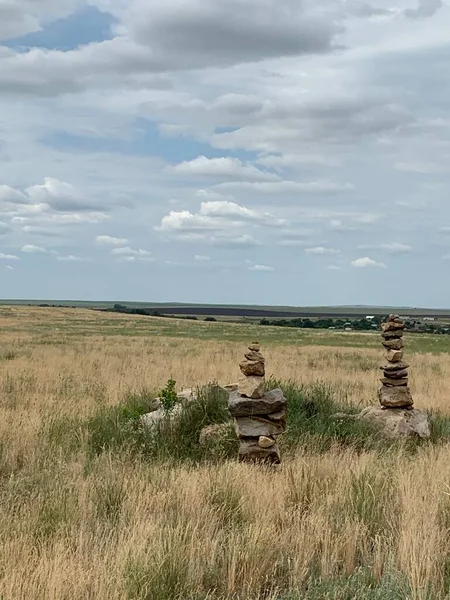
382 368 408 379
223 383 238 392
380 377 408 386
381 322 405 333
239 359 265 377
358 406 429 439
258 436 276 449
245 350 265 362
237 375 265 399
380 362 409 372
248 342 261 352
385 349 404 363
235 416 284 437
378 385 413 408
382 338 404 350
238 438 281 463
382 330 404 339
266 409 287 422
228 388 287 417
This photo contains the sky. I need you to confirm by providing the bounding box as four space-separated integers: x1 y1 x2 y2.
1 0 450 307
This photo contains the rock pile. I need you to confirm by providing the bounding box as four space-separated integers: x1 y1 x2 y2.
229 342 287 463
378 314 413 409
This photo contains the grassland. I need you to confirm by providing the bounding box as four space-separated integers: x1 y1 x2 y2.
2 307 450 598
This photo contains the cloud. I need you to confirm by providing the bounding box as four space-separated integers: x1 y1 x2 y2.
305 246 340 256
351 257 387 268
26 177 105 212
56 255 85 261
194 254 210 261
212 234 261 248
403 0 443 19
5 265 14 270
257 153 340 169
0 252 19 260
216 180 355 195
327 265 341 270
249 264 275 272
168 156 279 182
111 246 154 261
21 244 49 253
381 242 412 254
0 221 10 234
394 161 443 174
96 235 128 246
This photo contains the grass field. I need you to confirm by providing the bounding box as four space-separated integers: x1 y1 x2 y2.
2 307 450 599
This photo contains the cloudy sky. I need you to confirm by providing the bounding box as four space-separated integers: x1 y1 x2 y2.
1 0 449 306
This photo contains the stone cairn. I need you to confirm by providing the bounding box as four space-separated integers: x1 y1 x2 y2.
228 342 287 463
378 314 413 409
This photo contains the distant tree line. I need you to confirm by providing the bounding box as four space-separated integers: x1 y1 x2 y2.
259 316 383 331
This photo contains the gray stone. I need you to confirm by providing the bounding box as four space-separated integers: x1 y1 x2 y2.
380 362 409 372
238 375 265 399
248 342 261 352
238 438 281 463
358 406 430 439
140 404 184 429
239 359 265 377
267 409 287 422
228 388 287 417
382 368 408 380
235 416 284 437
378 385 413 408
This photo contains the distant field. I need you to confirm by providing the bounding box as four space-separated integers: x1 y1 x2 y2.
3 298 450 319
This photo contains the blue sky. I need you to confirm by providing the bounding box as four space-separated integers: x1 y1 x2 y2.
1 0 450 306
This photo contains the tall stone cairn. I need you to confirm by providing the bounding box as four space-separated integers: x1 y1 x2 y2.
228 342 287 463
378 314 414 409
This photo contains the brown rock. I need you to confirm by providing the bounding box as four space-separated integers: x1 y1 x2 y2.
382 368 408 379
382 321 406 333
380 361 409 372
238 438 280 463
382 330 404 339
388 314 401 321
248 342 260 352
199 423 231 447
358 406 429 439
266 409 287 422
258 436 276 449
378 385 413 408
228 388 287 417
380 377 408 386
385 349 404 362
234 416 284 437
237 375 265 399
382 338 404 350
239 359 265 377
245 350 265 362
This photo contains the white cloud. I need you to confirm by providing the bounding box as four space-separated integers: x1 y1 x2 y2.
327 265 341 270
168 156 279 182
249 264 275 272
381 242 412 254
257 153 340 169
5 265 14 270
0 253 19 260
111 246 154 262
96 235 128 246
212 234 261 248
305 247 340 256
21 244 49 254
351 257 387 268
194 254 210 261
56 255 85 262
216 180 355 195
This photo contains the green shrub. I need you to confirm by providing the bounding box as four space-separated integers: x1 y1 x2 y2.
160 378 178 414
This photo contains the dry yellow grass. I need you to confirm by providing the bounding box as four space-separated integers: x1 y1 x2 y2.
1 307 450 599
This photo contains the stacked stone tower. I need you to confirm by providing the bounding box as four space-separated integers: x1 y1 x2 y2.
228 342 287 463
378 314 413 409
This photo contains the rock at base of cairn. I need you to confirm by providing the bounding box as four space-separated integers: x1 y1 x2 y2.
359 406 430 439
238 438 281 463
378 385 414 408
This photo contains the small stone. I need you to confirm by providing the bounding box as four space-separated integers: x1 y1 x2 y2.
385 349 404 362
238 438 280 463
382 338 404 350
388 314 401 321
248 342 261 352
235 416 284 437
238 375 265 399
266 409 287 422
380 377 408 386
378 385 413 408
382 330 404 339
239 359 265 377
228 389 287 417
380 361 409 372
382 368 408 379
258 436 276 449
382 321 406 333
245 350 265 362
